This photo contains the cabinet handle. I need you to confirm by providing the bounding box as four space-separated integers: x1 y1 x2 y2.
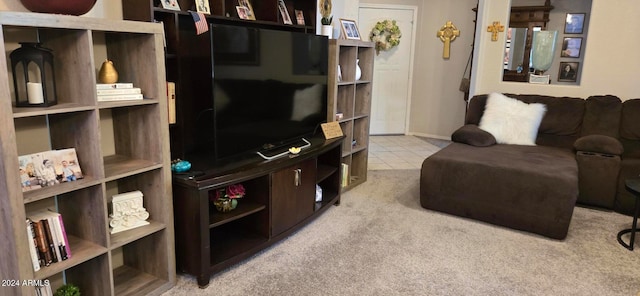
294 169 302 186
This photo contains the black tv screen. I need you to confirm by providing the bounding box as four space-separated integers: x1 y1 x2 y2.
201 24 328 162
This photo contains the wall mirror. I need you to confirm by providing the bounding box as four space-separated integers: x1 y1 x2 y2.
502 1 553 82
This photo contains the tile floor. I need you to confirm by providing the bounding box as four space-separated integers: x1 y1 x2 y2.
368 135 450 170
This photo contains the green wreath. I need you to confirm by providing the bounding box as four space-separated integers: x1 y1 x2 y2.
369 20 402 55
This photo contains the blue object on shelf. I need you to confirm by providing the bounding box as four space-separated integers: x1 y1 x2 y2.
171 160 191 173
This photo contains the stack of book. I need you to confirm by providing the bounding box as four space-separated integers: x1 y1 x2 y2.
96 83 143 102
26 210 71 272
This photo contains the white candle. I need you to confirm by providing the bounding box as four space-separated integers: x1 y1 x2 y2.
27 82 45 104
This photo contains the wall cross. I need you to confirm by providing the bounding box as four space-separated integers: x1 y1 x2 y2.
487 21 505 41
436 21 460 59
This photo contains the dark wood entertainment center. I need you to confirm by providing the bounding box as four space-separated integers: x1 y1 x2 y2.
172 136 343 287
122 1 346 287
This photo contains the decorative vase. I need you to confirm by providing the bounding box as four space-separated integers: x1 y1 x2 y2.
213 198 238 212
20 0 97 15
355 59 362 81
321 25 333 39
98 59 118 84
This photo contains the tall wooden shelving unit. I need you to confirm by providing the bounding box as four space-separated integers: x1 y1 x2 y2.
327 39 374 191
0 12 175 296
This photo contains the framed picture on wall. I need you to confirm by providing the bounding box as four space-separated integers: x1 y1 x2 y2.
558 62 579 82
564 13 585 34
339 19 361 40
561 37 582 58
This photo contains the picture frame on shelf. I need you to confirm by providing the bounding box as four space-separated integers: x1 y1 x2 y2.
160 0 181 11
564 13 585 34
238 0 256 20
561 37 582 58
558 62 579 82
196 0 211 14
18 148 84 192
339 19 361 40
236 6 249 19
278 0 292 25
295 9 305 25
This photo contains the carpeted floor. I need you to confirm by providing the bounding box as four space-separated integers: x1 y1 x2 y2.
163 169 640 296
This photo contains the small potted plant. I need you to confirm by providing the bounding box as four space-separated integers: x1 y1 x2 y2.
54 284 80 296
319 0 333 38
210 183 245 212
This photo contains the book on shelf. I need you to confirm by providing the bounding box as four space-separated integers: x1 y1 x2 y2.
96 82 134 90
97 93 144 102
31 219 53 267
27 210 71 270
167 81 176 124
26 219 41 272
96 87 141 96
341 163 349 187
34 284 53 296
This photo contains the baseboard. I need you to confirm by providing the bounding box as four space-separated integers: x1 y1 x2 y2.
406 132 451 141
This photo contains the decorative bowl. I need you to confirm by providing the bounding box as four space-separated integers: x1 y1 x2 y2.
20 0 97 16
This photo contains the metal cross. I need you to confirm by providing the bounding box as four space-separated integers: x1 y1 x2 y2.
437 21 460 59
487 21 505 41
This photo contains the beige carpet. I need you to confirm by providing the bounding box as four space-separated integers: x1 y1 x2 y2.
163 169 640 295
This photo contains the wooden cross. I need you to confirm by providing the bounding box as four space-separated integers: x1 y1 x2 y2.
437 21 460 59
487 21 504 41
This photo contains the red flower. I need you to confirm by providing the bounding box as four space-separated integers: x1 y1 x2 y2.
226 184 245 199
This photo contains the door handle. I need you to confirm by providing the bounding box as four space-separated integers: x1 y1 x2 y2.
294 168 302 186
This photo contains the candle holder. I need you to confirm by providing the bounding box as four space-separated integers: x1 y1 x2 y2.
10 42 57 107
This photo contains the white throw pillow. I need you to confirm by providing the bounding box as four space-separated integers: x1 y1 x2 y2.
478 92 547 145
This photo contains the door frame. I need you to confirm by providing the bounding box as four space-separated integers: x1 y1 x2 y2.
358 3 418 135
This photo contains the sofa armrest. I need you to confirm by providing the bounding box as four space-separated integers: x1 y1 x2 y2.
574 134 624 155
451 124 496 147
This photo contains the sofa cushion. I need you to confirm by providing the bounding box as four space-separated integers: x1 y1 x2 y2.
478 93 547 146
581 95 622 138
420 143 578 239
620 99 640 158
574 135 624 155
451 124 496 147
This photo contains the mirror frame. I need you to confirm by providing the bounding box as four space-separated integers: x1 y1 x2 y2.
502 1 554 82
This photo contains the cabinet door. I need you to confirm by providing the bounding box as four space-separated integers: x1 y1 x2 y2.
271 159 316 236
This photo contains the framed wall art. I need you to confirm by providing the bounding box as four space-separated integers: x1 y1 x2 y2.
561 37 582 58
558 62 579 82
564 13 585 34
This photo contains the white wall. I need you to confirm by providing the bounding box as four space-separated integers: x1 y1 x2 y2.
472 0 640 101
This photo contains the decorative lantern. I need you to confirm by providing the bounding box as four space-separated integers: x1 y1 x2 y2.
10 42 57 107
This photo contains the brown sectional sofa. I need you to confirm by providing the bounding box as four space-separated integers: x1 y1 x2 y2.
420 94 640 239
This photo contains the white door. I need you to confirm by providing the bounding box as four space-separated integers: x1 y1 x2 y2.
359 5 416 135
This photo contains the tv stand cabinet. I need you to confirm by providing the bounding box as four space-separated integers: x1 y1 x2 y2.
172 137 343 287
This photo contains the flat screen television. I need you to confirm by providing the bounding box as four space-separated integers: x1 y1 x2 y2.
189 23 328 165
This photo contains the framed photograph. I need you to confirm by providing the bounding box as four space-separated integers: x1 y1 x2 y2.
295 9 305 25
238 0 256 20
160 0 181 11
340 19 361 40
561 37 582 58
196 0 211 14
558 62 579 82
278 0 292 25
564 13 585 34
18 148 84 192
